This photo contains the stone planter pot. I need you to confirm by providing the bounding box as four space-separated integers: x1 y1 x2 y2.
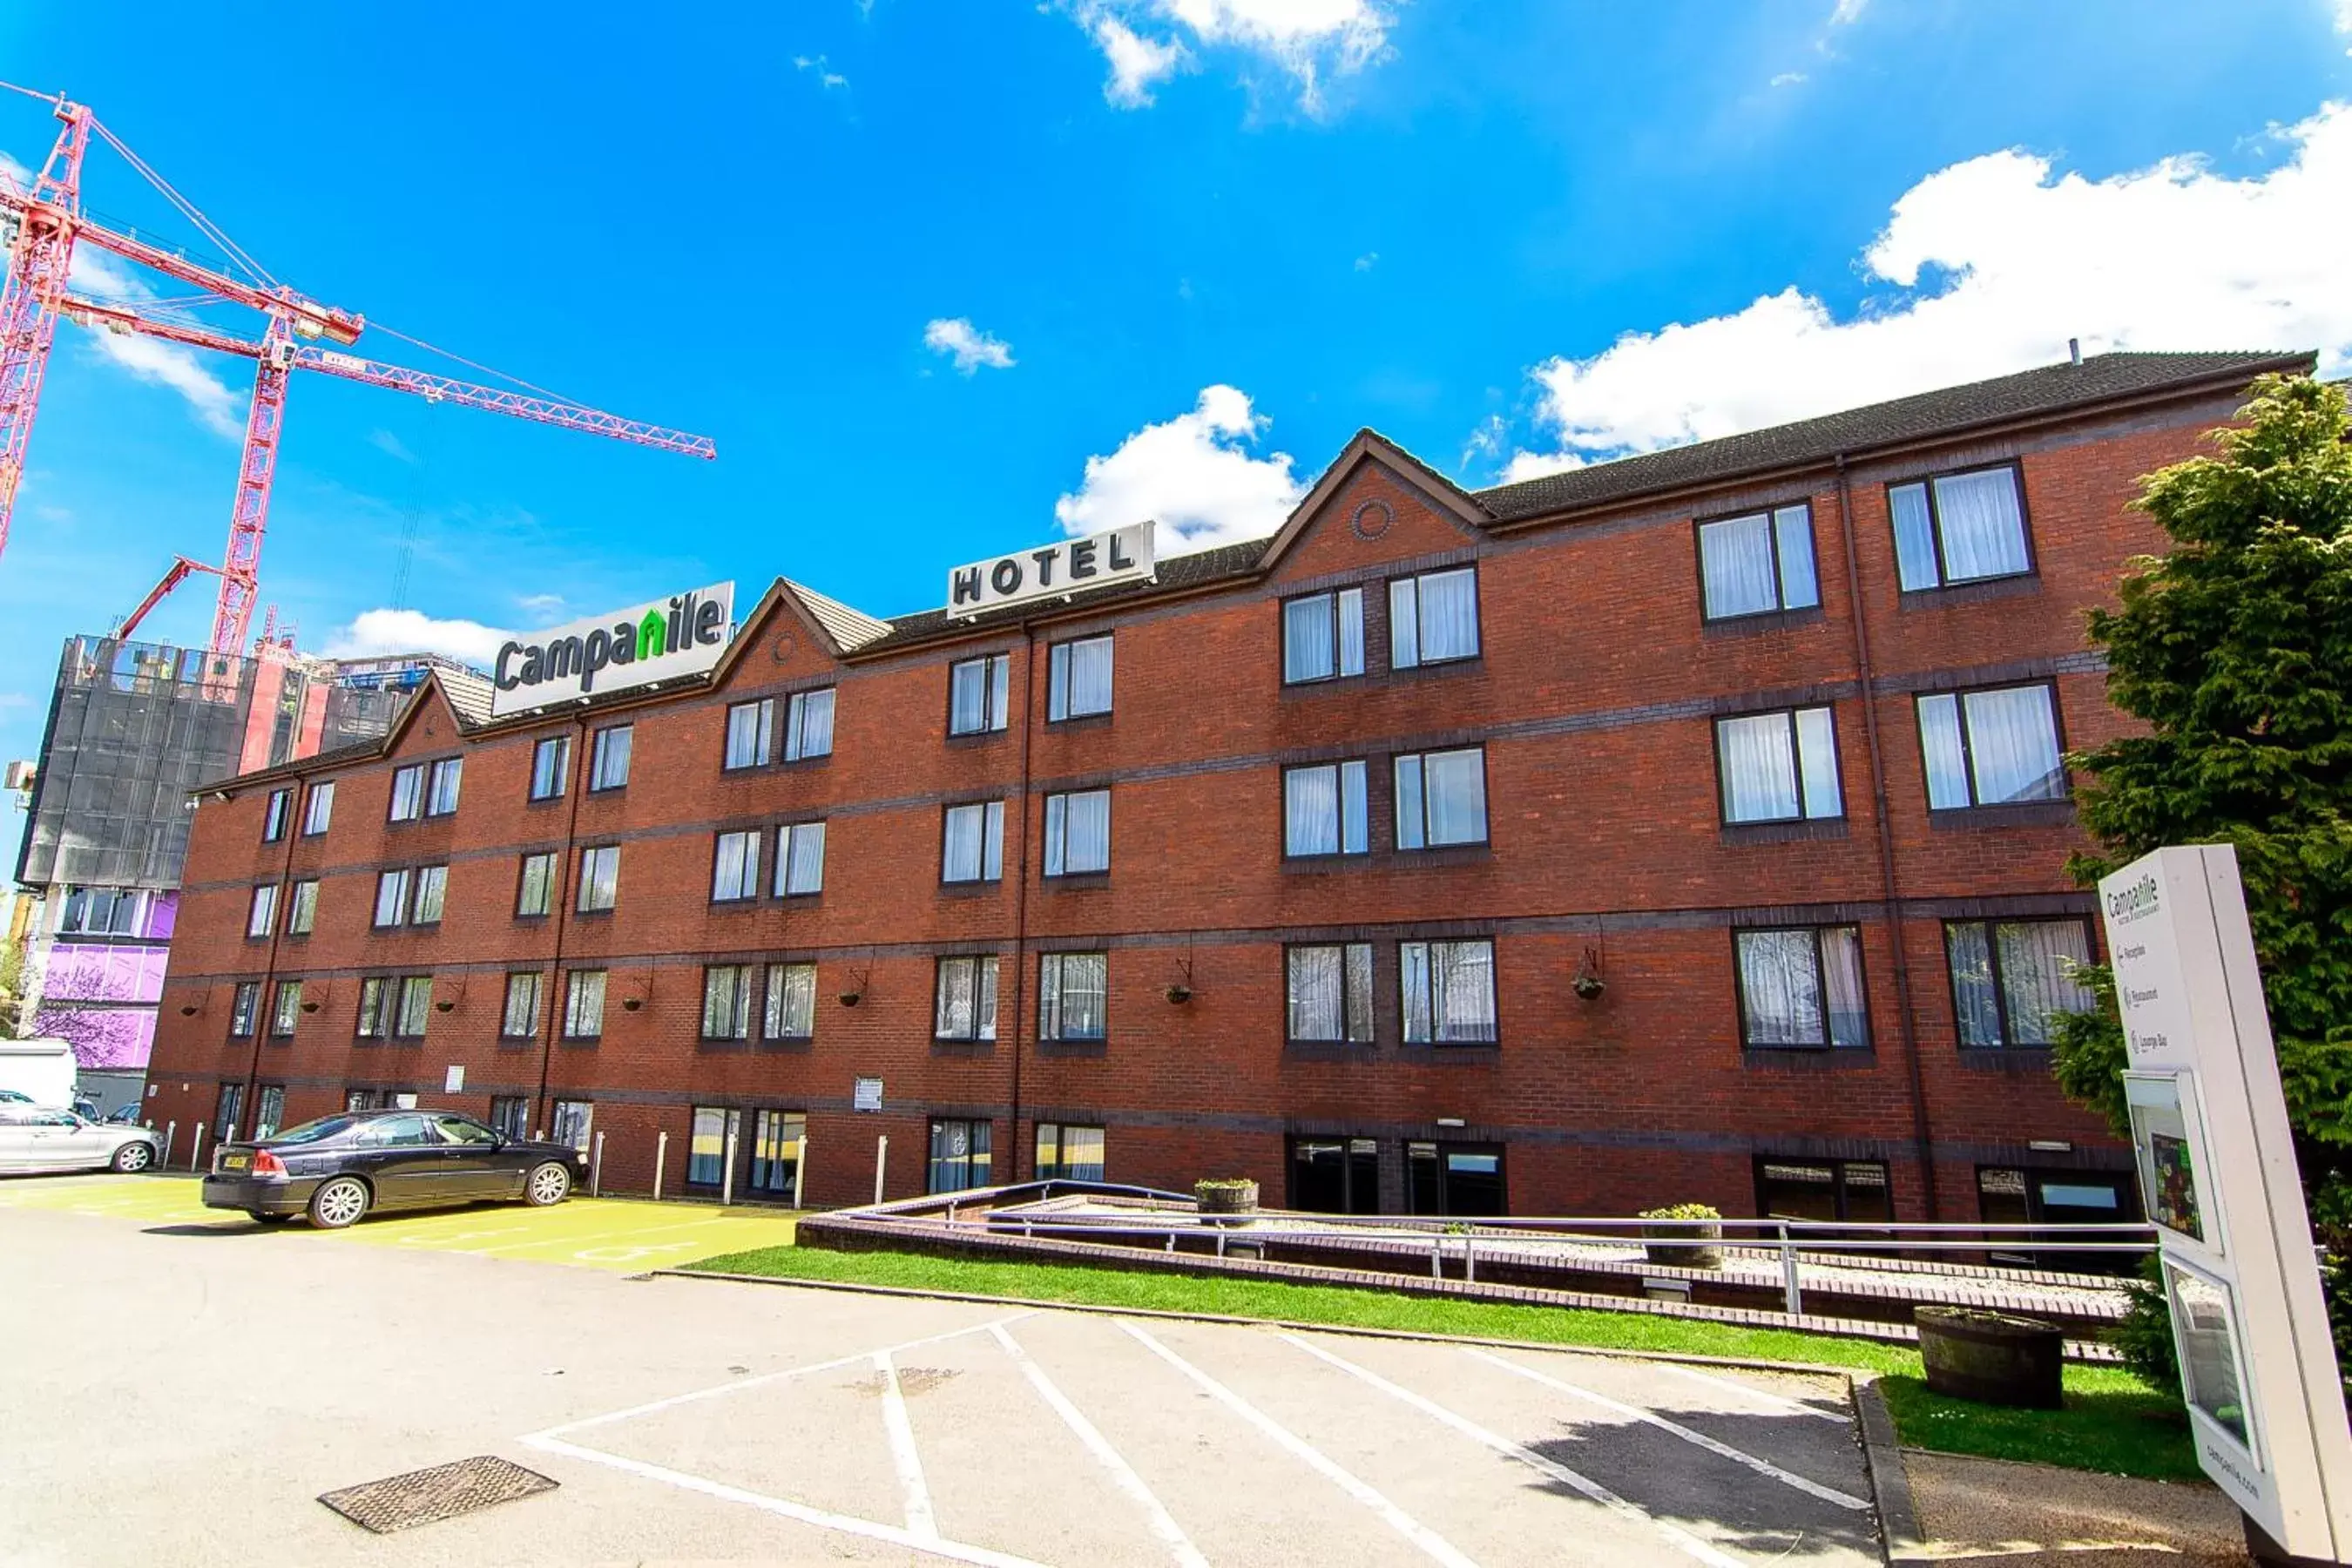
1642 1222 1723 1270
1196 1180 1259 1227
1916 1307 2064 1409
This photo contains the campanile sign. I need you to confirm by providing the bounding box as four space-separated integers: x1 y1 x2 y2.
2099 846 2352 1559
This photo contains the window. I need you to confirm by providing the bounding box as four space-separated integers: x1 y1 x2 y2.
702 964 754 1041
214 1083 246 1142
1283 761 1369 857
562 970 607 1041
346 1088 391 1112
950 654 1011 736
590 726 632 790
388 764 425 821
395 976 433 1038
286 879 318 936
934 956 999 1042
1401 938 1497 1044
426 757 463 816
1890 465 2031 591
784 689 835 761
1698 504 1820 620
1389 567 1480 668
1047 636 1113 721
58 888 142 936
776 821 826 896
269 981 302 1037
517 851 558 917
1287 943 1375 1044
410 865 448 925
1043 789 1111 876
1946 919 2093 1049
1035 1123 1105 1182
942 801 1005 883
229 982 260 1038
1977 1167 2142 1270
373 868 413 929
688 1106 739 1187
501 972 543 1040
712 830 762 902
489 1095 531 1142
1716 707 1842 823
724 700 774 770
1290 1137 1382 1214
748 1109 805 1198
301 781 334 835
247 883 279 938
1734 928 1868 1049
1038 951 1108 1042
1394 748 1488 849
355 977 394 1039
1756 1157 1893 1226
763 963 816 1042
1407 1141 1506 1218
1917 684 2065 808
1282 588 1365 685
927 1118 992 1193
578 845 619 912
529 735 570 802
262 787 292 841
253 1085 286 1140
551 1099 593 1152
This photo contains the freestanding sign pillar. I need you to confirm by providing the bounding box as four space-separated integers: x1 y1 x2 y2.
2099 845 2352 1561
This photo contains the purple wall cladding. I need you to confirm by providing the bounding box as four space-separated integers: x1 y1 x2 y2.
144 893 179 941
34 1005 156 1071
44 943 170 1004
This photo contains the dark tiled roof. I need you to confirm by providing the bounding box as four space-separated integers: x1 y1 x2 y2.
856 537 1273 653
1471 350 2312 523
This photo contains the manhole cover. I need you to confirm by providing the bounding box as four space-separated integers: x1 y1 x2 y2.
319 1455 558 1534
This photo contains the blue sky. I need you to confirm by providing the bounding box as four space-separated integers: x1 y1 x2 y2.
0 0 2347 870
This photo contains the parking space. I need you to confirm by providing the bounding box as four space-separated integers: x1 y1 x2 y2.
2 1179 1882 1566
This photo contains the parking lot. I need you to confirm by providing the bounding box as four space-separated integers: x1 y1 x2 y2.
3 1173 1882 1567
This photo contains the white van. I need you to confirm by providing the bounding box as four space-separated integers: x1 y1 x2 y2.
0 1040 80 1109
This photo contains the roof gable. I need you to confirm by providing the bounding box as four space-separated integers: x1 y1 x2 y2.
1255 429 1490 575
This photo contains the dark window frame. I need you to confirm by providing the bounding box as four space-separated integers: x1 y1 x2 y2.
387 763 425 823
1405 1139 1509 1218
1037 950 1110 1043
561 969 608 1043
1288 1134 1383 1214
576 842 621 914
301 781 335 836
1730 924 1870 1051
926 1115 994 1194
284 877 319 936
1388 565 1483 671
267 980 302 1039
1886 459 2037 593
499 970 544 1042
710 828 763 905
228 981 261 1039
932 954 1001 1043
946 652 1013 737
1713 705 1846 826
1281 759 1371 861
774 820 827 898
528 734 571 803
782 687 836 763
1041 787 1112 878
700 963 755 1042
1693 501 1821 623
1399 936 1500 1046
761 961 818 1043
1045 634 1114 723
1280 585 1367 686
1393 746 1491 850
1034 1121 1106 1182
261 787 293 842
515 850 559 919
1754 1155 1895 1227
722 698 775 772
1942 916 2098 1051
424 757 463 817
588 724 633 792
1915 679 2069 811
939 799 1006 886
1283 941 1376 1046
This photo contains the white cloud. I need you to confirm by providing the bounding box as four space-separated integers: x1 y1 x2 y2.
1505 101 2352 474
1071 0 1390 113
51 226 247 439
1055 384 1305 554
923 316 1017 375
1770 71 1807 88
1354 250 1379 272
516 592 566 616
368 429 418 463
1828 0 1868 24
323 608 511 666
793 53 849 89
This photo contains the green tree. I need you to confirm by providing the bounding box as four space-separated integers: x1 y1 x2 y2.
2054 374 2352 1396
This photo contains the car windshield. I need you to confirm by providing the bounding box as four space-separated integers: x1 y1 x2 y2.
267 1115 359 1146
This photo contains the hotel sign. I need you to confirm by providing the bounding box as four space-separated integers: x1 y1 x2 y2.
947 522 1154 616
490 583 735 718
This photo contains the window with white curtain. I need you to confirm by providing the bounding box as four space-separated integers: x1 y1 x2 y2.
530 735 570 801
1916 684 2065 808
1039 951 1108 1041
578 845 620 912
934 955 1000 1041
942 801 1005 883
562 970 606 1040
949 654 1011 736
1698 504 1820 619
1287 943 1374 1044
1395 748 1488 848
724 699 774 770
1889 465 2031 591
1946 919 2093 1048
711 829 762 902
590 726 632 790
1734 927 1868 1049
395 976 434 1037
411 864 448 924
516 851 558 917
1044 789 1112 875
301 781 335 835
1035 1123 1107 1182
229 982 260 1037
370 869 410 929
247 883 280 937
1715 707 1843 823
1282 588 1365 684
701 964 754 1040
286 879 318 936
776 821 827 896
785 688 835 760
1401 938 1497 1044
269 982 302 1037
764 962 817 1041
501 971 542 1039
388 764 424 822
1389 567 1480 669
426 758 463 816
1283 760 1369 856
1048 636 1113 721
262 787 292 842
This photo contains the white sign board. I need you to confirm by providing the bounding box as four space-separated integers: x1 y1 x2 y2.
490 582 734 717
443 1064 465 1093
853 1076 883 1113
2100 845 2352 1556
947 523 1153 616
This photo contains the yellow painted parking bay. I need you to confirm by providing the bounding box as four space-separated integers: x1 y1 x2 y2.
0 1173 797 1270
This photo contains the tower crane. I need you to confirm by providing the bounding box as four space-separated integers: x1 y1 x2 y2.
0 85 714 657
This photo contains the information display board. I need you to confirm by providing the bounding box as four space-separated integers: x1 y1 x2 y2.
2099 846 2352 1557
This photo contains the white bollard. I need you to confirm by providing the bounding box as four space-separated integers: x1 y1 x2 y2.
591 1131 605 1198
720 1124 739 1207
190 1125 206 1173
793 1136 808 1210
653 1130 669 1201
163 1121 177 1168
873 1134 888 1206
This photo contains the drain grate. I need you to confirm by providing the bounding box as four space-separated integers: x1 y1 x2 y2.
319 1455 558 1534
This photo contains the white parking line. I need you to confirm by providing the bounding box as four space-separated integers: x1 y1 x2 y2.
876 1352 940 1540
1650 1361 1852 1423
1463 1349 1869 1511
988 1322 1210 1568
524 1432 1051 1568
1280 1334 1742 1568
1119 1321 1481 1568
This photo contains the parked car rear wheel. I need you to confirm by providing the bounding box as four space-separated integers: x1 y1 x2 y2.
308 1176 370 1229
111 1142 152 1173
524 1161 571 1207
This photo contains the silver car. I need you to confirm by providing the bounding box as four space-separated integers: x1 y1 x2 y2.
0 1105 160 1174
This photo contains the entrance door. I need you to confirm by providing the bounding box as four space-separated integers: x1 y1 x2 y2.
1977 1166 2139 1271
747 1110 805 1201
1289 1137 1382 1214
1405 1141 1507 1218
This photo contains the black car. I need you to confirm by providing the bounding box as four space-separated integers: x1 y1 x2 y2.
201 1108 589 1228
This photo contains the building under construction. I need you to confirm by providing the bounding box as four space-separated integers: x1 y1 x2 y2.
12 634 478 1107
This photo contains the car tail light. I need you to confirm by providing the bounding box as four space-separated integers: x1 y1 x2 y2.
252 1150 287 1177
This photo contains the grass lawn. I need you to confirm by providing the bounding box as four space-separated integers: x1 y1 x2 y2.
686 1241 2200 1483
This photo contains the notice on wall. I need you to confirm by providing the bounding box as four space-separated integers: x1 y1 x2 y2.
853 1076 883 1113
444 1064 465 1093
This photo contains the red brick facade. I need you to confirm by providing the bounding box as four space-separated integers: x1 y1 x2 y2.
144 362 2285 1222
